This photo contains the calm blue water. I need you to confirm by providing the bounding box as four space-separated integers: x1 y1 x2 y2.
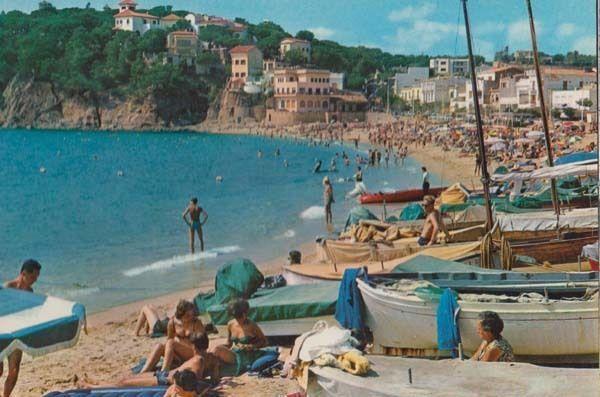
0 130 436 312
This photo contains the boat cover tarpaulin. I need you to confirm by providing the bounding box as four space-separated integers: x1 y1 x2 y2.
0 288 86 361
497 207 598 232
344 206 378 231
392 255 496 273
207 282 339 325
307 356 599 397
492 159 597 182
195 259 264 314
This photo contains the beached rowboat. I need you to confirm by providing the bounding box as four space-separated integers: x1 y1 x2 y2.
357 278 598 364
359 186 447 204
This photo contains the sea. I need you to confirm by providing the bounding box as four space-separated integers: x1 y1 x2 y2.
0 129 438 312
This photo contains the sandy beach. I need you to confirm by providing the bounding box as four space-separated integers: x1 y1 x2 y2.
14 244 317 397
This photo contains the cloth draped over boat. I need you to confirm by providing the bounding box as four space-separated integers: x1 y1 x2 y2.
436 183 469 206
0 288 86 361
298 324 361 362
335 268 368 331
399 203 425 221
582 242 598 262
392 255 496 274
492 159 597 183
496 207 598 232
344 206 378 231
320 228 484 265
207 282 339 325
194 258 264 314
436 288 461 357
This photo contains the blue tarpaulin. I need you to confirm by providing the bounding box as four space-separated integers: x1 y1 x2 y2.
436 288 461 357
335 268 368 331
555 151 597 165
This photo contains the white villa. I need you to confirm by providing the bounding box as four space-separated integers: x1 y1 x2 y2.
113 0 160 35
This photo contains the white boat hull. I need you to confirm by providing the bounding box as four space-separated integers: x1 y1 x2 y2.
357 279 599 364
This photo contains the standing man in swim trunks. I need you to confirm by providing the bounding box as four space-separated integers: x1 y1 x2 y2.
323 176 334 226
1 259 41 397
418 196 449 247
182 198 208 253
421 166 430 196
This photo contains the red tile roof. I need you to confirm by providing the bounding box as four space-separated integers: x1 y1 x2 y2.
168 30 197 37
119 0 137 4
230 45 259 54
161 13 182 21
114 9 159 19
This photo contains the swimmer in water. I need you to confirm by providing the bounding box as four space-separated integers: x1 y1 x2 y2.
283 159 288 168
330 158 337 172
182 198 208 253
275 148 280 156
257 150 263 159
314 159 322 173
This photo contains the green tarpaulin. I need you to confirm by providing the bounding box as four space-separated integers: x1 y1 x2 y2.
344 206 378 230
207 282 339 325
392 255 500 273
194 258 264 314
399 203 425 221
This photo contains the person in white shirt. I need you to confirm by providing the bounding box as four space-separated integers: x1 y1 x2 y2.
421 166 430 195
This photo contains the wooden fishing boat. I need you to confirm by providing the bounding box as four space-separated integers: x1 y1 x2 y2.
359 186 447 205
357 278 599 364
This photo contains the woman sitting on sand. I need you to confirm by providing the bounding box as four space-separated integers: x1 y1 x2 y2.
134 304 170 337
140 300 205 373
211 299 268 375
471 311 514 362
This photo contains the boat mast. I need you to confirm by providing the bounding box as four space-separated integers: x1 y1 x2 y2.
595 0 599 370
461 0 494 230
525 0 560 215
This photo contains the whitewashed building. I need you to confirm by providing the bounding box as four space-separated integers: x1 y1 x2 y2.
113 0 160 34
330 72 345 90
429 58 469 77
393 67 429 95
551 85 596 110
421 77 467 105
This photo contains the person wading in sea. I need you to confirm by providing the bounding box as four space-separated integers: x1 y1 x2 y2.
1 259 41 397
182 198 208 253
421 166 430 196
323 176 334 227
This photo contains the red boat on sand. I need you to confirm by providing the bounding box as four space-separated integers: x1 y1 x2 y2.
359 187 447 205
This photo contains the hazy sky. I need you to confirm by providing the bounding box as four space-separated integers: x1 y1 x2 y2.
0 0 595 60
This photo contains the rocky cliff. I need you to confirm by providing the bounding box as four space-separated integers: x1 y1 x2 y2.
0 77 209 131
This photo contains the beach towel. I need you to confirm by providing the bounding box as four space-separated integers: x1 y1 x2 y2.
334 267 368 331
436 288 461 358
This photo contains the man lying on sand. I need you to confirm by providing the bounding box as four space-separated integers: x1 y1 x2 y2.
80 333 219 390
1 259 42 397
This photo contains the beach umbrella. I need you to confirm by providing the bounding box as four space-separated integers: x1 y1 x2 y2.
0 288 86 361
489 142 507 152
485 137 504 145
526 131 545 139
514 138 535 144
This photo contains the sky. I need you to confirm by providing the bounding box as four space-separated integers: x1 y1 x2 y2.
0 0 596 60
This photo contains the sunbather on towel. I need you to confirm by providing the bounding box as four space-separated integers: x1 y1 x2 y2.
211 299 269 376
133 304 170 337
80 333 219 389
140 300 205 373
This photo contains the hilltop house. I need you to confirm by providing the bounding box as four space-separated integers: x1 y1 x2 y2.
279 38 311 63
166 31 198 66
113 0 160 34
185 13 248 39
230 45 263 83
160 13 183 29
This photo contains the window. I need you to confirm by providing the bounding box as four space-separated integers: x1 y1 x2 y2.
280 100 285 109
300 101 305 108
579 81 584 88
143 19 147 24
307 101 313 108
299 88 305 94
241 72 246 77
316 88 321 95
292 88 296 94
563 80 568 90
235 59 239 65
322 101 328 109
240 59 246 65
235 72 239 77
323 88 328 95
308 88 313 95
286 87 290 94
289 77 295 82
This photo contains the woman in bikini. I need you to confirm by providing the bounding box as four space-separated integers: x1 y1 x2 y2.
140 300 205 373
211 299 268 376
471 311 514 362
